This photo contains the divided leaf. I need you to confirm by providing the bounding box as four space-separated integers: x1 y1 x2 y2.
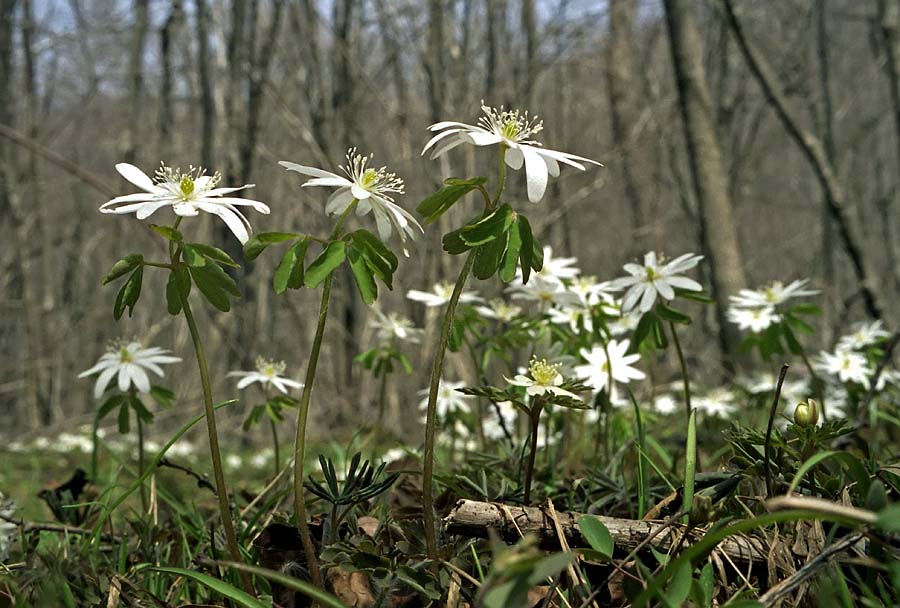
416 176 487 223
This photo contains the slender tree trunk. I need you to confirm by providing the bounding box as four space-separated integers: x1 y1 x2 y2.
723 0 890 323
607 0 652 252
519 0 536 108
426 0 445 123
196 0 215 168
159 1 182 147
663 0 746 371
876 0 900 297
122 0 150 164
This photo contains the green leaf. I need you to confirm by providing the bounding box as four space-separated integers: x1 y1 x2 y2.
460 204 514 246
518 215 535 283
117 403 130 434
129 394 154 423
416 176 487 223
499 217 522 283
676 289 713 303
274 238 309 294
165 266 192 315
876 504 900 533
350 230 398 284
149 224 183 242
102 253 143 285
114 267 143 320
526 551 574 586
187 242 239 267
348 243 377 305
147 567 267 608
150 386 175 409
530 230 544 271
243 231 301 260
442 227 472 255
657 304 692 325
473 229 509 280
632 312 655 350
578 516 614 558
663 562 693 608
189 264 239 312
97 395 125 420
305 241 346 288
181 244 207 267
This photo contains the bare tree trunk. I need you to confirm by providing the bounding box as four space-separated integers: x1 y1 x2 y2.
723 0 890 323
425 0 446 123
159 1 183 147
195 0 215 168
122 0 150 164
663 0 746 371
876 0 900 297
519 0 536 108
606 0 652 252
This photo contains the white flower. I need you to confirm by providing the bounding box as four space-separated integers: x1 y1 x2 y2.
837 321 890 351
505 357 580 399
418 379 472 417
515 246 579 285
816 347 872 388
422 102 602 202
608 309 642 336
507 275 582 309
547 305 593 333
227 356 304 394
383 447 410 463
475 299 522 322
693 388 736 418
407 282 482 307
99 163 269 244
742 374 808 405
729 279 818 308
483 401 519 440
609 252 703 313
727 305 781 333
568 276 615 308
369 308 423 344
280 148 423 252
79 340 181 399
225 454 243 469
653 394 679 415
575 340 645 397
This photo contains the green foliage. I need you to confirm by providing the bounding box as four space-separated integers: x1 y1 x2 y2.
416 176 487 223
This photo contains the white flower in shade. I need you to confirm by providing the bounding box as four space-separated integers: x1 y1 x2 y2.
875 368 900 391
568 276 615 307
815 347 872 388
369 308 423 344
608 309 642 336
693 388 737 418
225 454 243 469
609 252 704 313
515 246 579 285
475 299 522 322
99 163 269 244
505 357 580 399
227 356 304 394
507 275 582 309
280 149 423 252
837 321 890 351
418 379 472 418
653 394 679 415
422 102 602 202
729 279 818 308
547 305 593 333
407 282 482 307
79 340 181 399
727 305 781 333
743 374 808 406
575 340 645 396
483 401 519 440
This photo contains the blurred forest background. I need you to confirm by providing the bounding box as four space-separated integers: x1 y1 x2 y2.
1 0 899 443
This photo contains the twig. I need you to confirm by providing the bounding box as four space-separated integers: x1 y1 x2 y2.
766 496 878 525
157 457 216 494
0 512 118 542
759 532 863 606
765 364 790 498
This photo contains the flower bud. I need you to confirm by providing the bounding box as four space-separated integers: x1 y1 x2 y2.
794 399 819 427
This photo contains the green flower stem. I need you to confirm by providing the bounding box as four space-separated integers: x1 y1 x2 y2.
270 416 281 479
492 147 507 207
178 289 252 594
133 387 147 513
291 199 358 591
422 251 476 563
523 399 545 504
669 321 692 417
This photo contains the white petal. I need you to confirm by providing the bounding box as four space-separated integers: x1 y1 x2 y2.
205 196 270 214
462 132 503 147
422 128 462 154
521 146 549 202
236 375 259 389
279 161 342 180
196 202 250 244
172 202 200 216
429 137 468 160
428 121 486 132
129 364 151 394
356 198 372 215
94 366 119 399
666 276 702 291
325 187 355 215
101 193 158 206
371 204 392 241
543 155 560 178
135 200 174 220
79 360 113 378
204 185 253 196
118 366 131 392
301 177 353 188
504 147 525 170
116 163 158 192
656 280 675 301
351 184 372 200
622 285 644 311
639 284 658 311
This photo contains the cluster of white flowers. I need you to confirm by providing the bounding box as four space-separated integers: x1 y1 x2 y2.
369 308 423 345
407 282 483 307
608 252 704 313
813 321 898 391
727 278 818 334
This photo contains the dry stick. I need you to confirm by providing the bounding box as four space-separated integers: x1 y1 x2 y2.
764 364 790 499
758 532 863 606
722 0 887 321
545 499 600 608
0 512 118 543
157 457 216 494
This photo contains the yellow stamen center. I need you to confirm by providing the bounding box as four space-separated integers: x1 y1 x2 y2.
180 175 195 198
529 358 560 386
